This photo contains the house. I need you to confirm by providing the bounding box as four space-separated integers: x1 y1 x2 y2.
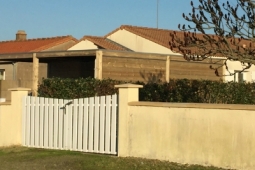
69 25 255 82
2 25 248 99
0 30 77 100
68 26 224 82
104 25 255 82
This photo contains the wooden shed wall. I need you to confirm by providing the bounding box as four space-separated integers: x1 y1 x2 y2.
102 56 166 82
170 56 223 81
101 54 223 82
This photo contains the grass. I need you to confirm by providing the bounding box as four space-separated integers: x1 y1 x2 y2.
0 146 233 170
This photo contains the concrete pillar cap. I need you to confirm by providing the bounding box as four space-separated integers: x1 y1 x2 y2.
8 88 31 91
114 83 143 88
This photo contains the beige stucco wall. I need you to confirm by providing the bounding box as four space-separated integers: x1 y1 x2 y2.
127 104 255 170
116 84 255 170
107 29 179 55
0 88 30 146
68 40 98 51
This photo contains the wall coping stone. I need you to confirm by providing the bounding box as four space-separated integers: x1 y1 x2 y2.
115 84 143 88
0 102 11 105
129 101 255 111
8 88 31 91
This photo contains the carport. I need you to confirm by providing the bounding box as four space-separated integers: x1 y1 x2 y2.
0 49 219 99
0 50 103 96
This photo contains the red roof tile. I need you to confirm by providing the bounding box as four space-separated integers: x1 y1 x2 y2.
79 36 128 51
0 35 77 54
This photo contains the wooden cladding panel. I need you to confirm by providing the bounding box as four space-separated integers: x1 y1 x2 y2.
101 56 223 82
170 55 222 63
170 60 223 80
102 56 166 82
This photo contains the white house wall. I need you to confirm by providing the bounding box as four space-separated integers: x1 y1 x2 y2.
107 29 179 55
68 40 98 51
223 60 255 82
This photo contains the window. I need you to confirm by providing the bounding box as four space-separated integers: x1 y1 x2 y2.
234 70 246 82
0 69 5 80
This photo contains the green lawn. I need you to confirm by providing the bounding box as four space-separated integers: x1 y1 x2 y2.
0 146 233 170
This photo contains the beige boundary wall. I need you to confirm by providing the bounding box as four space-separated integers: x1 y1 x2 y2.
0 88 30 146
0 84 255 169
115 84 255 170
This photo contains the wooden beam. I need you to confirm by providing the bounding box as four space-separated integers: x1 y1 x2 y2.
36 50 97 58
166 56 170 82
32 53 39 96
102 50 173 60
0 53 33 61
0 50 98 61
95 51 102 80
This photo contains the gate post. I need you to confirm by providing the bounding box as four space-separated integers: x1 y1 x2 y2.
115 84 143 157
0 88 30 147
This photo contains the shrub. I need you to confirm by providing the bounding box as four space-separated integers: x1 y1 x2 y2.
38 77 255 104
38 77 123 99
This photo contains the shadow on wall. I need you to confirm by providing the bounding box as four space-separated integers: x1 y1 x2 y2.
0 80 32 101
140 70 163 83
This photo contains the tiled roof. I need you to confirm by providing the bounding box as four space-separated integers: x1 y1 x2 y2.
81 36 128 51
0 35 77 54
105 25 253 56
105 25 174 49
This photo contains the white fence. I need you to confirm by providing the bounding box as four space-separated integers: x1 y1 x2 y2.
22 94 118 155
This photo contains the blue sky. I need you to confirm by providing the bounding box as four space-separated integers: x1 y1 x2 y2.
0 0 202 41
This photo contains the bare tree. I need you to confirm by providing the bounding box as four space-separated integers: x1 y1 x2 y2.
169 0 255 76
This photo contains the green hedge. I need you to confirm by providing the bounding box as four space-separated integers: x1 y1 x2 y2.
38 77 123 99
38 77 255 104
139 80 255 104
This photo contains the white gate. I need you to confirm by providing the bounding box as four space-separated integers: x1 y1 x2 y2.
22 94 118 155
